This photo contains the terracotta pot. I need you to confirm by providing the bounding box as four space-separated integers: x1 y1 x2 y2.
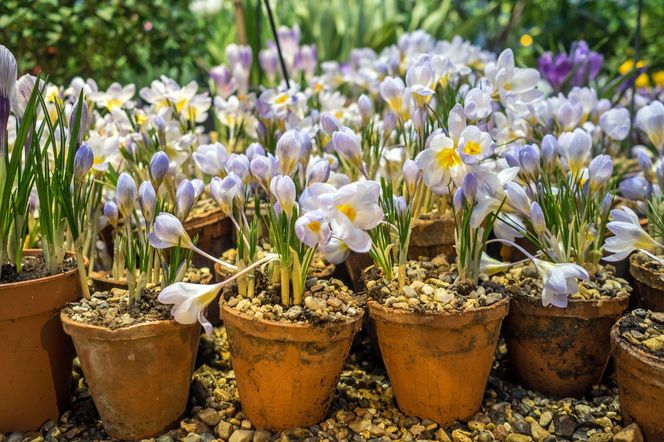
61 314 200 440
504 291 629 397
611 318 664 441
89 270 127 292
408 215 455 262
368 297 509 425
629 254 664 312
0 249 81 432
221 303 363 431
184 207 233 268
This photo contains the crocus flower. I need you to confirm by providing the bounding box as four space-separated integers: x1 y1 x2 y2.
320 112 340 135
225 154 250 183
259 48 279 83
530 202 546 234
158 282 225 335
518 145 540 179
11 74 41 118
587 154 613 190
73 143 94 181
210 174 242 217
600 108 630 141
149 212 194 249
332 127 363 169
250 154 276 191
636 101 664 153
193 143 228 176
295 210 331 247
358 94 373 124
604 207 662 262
415 132 463 192
116 172 137 217
464 87 492 120
558 129 591 176
331 181 383 231
104 201 119 228
457 125 494 164
138 181 157 223
619 176 648 200
270 175 296 218
306 158 330 185
276 129 305 176
245 143 265 160
535 259 589 308
175 179 195 221
150 151 170 189
0 45 17 144
379 76 405 114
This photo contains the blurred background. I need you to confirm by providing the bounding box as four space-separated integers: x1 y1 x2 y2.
1 0 662 89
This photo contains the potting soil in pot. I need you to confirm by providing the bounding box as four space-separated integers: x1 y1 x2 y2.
618 309 664 357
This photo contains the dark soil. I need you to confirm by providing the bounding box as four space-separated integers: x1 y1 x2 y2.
618 309 664 359
0 254 77 284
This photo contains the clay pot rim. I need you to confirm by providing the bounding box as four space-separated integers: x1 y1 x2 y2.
367 296 509 327
629 252 664 290
510 288 630 318
184 206 228 229
610 317 664 370
60 311 198 341
221 303 364 343
213 260 335 281
0 249 79 290
90 269 213 286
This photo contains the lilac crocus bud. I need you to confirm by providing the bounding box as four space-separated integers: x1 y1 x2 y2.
69 99 89 146
307 158 330 184
393 196 407 215
245 142 265 161
332 127 362 168
270 175 296 218
0 45 17 146
619 176 647 200
383 111 397 138
358 94 373 125
191 178 205 199
225 153 250 183
541 134 558 168
276 129 305 176
600 193 612 218
226 44 252 72
103 201 119 228
637 151 654 180
73 143 93 181
12 74 40 118
402 159 419 190
504 151 520 168
453 187 465 212
116 172 137 217
138 181 157 223
250 154 275 190
462 173 478 200
209 65 236 98
588 154 613 190
530 202 546 234
175 179 195 221
150 151 170 189
320 112 340 135
210 175 242 216
259 47 279 83
519 145 541 178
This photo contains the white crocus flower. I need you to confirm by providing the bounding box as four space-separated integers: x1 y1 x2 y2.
158 282 224 335
470 167 520 228
295 211 331 247
603 207 663 262
534 259 589 308
457 125 494 164
487 49 542 112
636 101 664 153
599 108 630 141
416 132 464 192
193 143 228 176
558 128 591 176
149 212 195 249
89 82 135 111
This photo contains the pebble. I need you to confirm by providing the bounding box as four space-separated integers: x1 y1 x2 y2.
229 429 254 442
216 421 233 440
539 410 553 427
505 434 531 442
613 423 644 442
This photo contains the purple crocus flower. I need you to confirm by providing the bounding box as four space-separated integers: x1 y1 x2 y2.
538 40 603 89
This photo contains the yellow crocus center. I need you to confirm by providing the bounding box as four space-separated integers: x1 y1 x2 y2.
463 141 482 156
274 94 289 105
337 204 357 222
308 221 321 232
175 98 188 113
106 98 123 110
436 147 461 169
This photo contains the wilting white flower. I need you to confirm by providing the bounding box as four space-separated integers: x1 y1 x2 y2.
603 207 662 261
158 282 224 335
600 108 630 141
636 101 664 152
534 258 589 308
193 143 228 176
479 252 513 276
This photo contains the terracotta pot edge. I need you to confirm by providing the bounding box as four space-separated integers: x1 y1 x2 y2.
610 319 664 370
0 249 80 290
60 312 199 341
510 289 630 318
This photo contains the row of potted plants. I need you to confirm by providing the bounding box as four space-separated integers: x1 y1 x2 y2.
1 27 664 441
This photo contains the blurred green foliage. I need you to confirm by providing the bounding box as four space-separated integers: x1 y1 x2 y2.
1 0 662 88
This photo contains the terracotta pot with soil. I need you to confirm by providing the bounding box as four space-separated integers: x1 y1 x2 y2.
501 263 630 397
221 275 364 431
629 252 664 312
611 309 664 441
184 199 233 268
0 250 82 432
408 213 456 262
365 259 509 425
61 290 200 440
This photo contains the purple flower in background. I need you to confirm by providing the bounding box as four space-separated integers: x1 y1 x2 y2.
538 40 603 90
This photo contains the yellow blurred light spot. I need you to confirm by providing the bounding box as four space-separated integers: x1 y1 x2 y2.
653 71 664 87
635 73 650 88
519 34 533 47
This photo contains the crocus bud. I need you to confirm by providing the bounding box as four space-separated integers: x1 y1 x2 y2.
453 187 465 212
270 175 296 218
402 159 419 190
588 154 613 190
637 151 654 181
307 158 330 184
462 172 478 200
332 127 362 168
541 134 558 168
175 179 195 221
619 176 647 200
504 151 520 168
226 153 250 183
320 112 340 135
191 178 205 199
0 45 17 144
210 174 242 216
530 202 546 234
12 74 40 118
138 181 157 223
383 111 397 138
358 94 373 125
150 151 170 189
600 193 612 218
259 48 279 83
116 173 137 217
73 143 93 181
245 142 265 161
519 145 540 178
276 129 305 176
250 154 275 190
104 201 119 228
69 99 89 146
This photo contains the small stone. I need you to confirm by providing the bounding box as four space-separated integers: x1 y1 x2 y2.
505 435 531 442
402 286 417 298
183 434 201 442
553 414 577 438
241 419 252 430
529 420 550 440
589 433 613 442
651 312 664 323
284 305 303 320
304 295 327 312
478 432 495 442
421 285 434 295
539 411 554 428
435 428 452 441
157 436 175 442
198 408 221 426
229 430 254 442
642 335 664 352
216 422 233 440
513 419 531 435
349 418 371 433
451 429 472 442
253 430 271 442
434 289 454 305
612 423 644 442
410 424 425 437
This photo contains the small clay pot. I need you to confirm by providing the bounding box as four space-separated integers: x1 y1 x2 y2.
504 291 629 397
89 270 127 292
61 314 200 440
408 215 455 262
368 297 509 425
184 207 233 268
611 318 664 441
629 253 664 312
0 250 81 432
221 303 363 431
